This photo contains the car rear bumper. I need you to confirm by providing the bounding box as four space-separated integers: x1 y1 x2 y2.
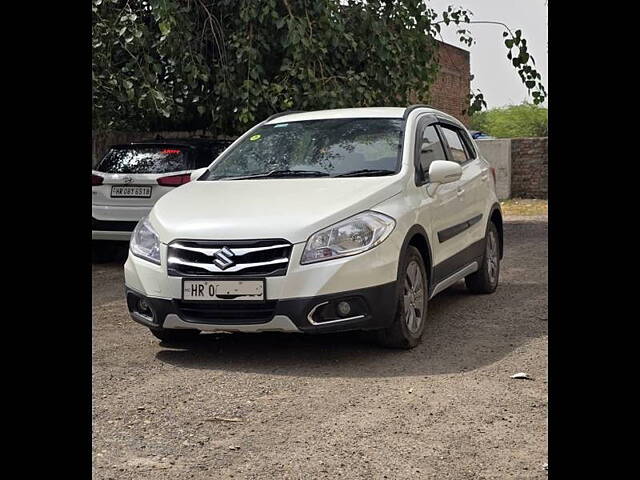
92 216 137 241
93 230 133 241
92 203 152 221
92 204 149 241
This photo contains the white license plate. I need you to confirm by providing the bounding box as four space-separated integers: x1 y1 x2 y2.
182 279 265 301
111 186 152 198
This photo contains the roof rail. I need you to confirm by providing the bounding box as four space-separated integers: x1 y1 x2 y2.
264 110 305 122
403 104 433 120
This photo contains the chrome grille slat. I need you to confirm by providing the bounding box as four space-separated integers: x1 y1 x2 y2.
167 239 292 277
170 242 290 257
167 256 288 273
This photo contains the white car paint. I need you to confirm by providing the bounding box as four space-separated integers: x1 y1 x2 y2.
92 170 191 240
124 106 501 335
150 176 404 244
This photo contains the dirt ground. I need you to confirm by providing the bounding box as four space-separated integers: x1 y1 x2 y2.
92 216 548 479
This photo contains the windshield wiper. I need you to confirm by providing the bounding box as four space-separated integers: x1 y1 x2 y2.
213 169 330 180
334 169 396 177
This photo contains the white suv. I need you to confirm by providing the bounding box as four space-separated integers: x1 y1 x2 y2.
124 106 503 349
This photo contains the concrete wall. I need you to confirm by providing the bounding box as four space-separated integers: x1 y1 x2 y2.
476 139 511 200
476 137 548 200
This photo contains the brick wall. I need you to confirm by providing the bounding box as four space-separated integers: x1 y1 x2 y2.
428 41 471 125
510 137 548 198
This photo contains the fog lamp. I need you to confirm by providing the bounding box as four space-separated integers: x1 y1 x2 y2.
137 298 152 316
337 301 352 317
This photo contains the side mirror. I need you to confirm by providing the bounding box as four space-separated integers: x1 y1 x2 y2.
190 167 208 182
428 160 462 185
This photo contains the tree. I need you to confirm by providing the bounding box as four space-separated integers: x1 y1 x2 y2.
92 0 547 135
470 103 548 138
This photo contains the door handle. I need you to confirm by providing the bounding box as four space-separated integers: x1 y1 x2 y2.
456 188 465 196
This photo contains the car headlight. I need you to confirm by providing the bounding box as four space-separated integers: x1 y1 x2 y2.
130 216 161 265
301 211 396 265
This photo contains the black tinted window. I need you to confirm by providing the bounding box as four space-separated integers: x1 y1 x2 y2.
96 146 191 174
440 126 469 164
194 142 232 168
419 125 446 176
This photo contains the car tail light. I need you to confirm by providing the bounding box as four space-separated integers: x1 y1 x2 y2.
157 173 191 186
92 174 104 186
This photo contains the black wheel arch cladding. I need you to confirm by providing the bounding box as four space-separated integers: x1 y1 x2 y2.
398 224 433 296
488 202 504 259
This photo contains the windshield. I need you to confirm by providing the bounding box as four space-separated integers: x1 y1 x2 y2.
202 118 403 180
96 145 191 174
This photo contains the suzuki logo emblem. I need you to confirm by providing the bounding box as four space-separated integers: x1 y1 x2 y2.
213 247 235 270
123 176 134 184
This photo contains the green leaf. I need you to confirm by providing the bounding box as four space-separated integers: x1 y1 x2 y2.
92 0 545 137
159 22 171 36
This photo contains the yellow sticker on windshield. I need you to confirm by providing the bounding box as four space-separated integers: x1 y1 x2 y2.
250 134 261 141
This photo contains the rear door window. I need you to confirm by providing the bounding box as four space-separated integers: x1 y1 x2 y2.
457 128 477 159
96 145 192 174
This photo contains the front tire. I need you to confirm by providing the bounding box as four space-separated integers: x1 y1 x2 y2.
465 221 500 294
149 328 201 344
376 246 428 349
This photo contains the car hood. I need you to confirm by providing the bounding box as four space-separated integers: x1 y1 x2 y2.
150 176 404 244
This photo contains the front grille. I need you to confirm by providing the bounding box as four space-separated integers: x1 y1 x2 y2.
167 239 292 277
92 217 138 232
175 300 278 324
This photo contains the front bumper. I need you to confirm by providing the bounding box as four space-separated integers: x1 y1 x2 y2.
124 231 403 334
126 282 397 334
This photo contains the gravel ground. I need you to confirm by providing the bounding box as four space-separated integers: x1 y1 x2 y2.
92 217 547 479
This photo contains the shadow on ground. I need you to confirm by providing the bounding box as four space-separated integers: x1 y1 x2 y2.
154 279 546 378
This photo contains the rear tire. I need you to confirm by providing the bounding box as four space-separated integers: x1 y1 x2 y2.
465 221 500 294
149 328 201 344
376 246 428 349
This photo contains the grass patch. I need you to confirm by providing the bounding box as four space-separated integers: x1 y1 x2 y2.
500 198 547 216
